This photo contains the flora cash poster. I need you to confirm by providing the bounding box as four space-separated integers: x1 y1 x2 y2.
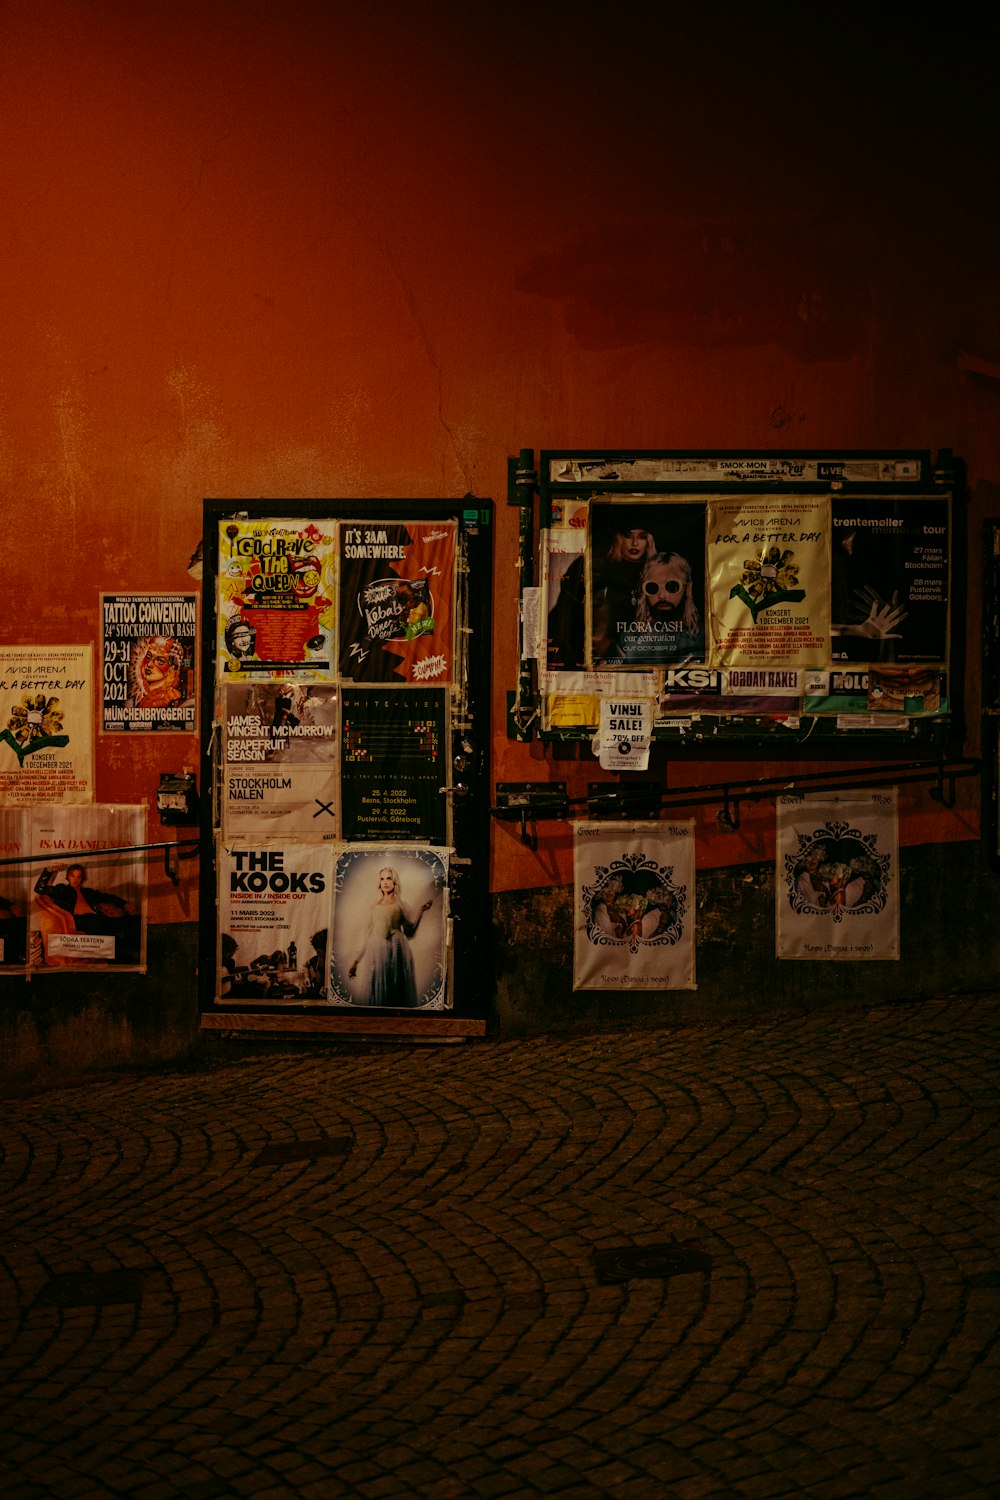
0 646 93 805
776 792 899 960
29 805 146 971
217 519 336 680
707 498 830 668
337 520 456 684
573 820 695 991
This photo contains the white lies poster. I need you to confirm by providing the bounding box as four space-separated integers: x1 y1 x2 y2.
573 820 696 991
776 792 899 960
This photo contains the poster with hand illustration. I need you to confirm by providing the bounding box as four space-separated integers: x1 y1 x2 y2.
573 820 695 990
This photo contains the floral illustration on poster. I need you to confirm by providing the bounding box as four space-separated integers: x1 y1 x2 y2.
0 646 94 806
218 843 335 1004
101 594 198 733
573 820 695 990
217 519 336 680
0 809 29 969
222 681 338 841
586 499 707 668
337 521 456 684
707 498 830 667
29 805 145 971
777 792 899 960
328 846 448 1009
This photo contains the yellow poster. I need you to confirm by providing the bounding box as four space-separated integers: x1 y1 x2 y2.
0 646 94 806
707 499 830 667
217 519 336 681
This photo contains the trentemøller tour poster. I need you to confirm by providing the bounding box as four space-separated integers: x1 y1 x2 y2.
831 496 949 664
327 846 448 1010
776 792 899 960
222 681 338 842
573 820 695 991
217 519 336 680
0 646 94 806
28 805 146 971
337 520 456 684
101 593 198 734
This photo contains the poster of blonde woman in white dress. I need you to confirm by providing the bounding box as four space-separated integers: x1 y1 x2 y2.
328 846 448 1009
776 792 899 959
573 820 695 990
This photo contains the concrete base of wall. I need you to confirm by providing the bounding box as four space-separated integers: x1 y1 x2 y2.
2 841 997 1092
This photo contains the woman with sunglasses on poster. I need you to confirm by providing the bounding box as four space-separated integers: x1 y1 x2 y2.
549 524 658 669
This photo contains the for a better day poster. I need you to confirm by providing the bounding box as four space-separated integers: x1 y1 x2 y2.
217 519 336 680
0 646 94 805
776 792 899 961
573 820 696 991
101 594 198 733
337 520 456 684
29 805 145 971
707 499 830 667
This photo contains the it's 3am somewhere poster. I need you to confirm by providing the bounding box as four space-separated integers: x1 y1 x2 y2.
337 521 456 684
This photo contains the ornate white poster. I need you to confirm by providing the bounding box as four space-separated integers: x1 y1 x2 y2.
328 846 448 1010
0 646 94 805
28 804 146 971
776 792 899 960
573 820 696 991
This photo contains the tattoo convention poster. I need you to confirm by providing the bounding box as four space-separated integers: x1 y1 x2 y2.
0 809 29 969
0 646 93 806
340 688 447 844
776 792 899 961
217 519 335 680
29 805 145 971
573 820 696 991
223 682 338 841
218 843 335 1005
101 593 197 733
587 499 707 668
328 846 448 1010
831 496 949 664
337 520 456 684
707 498 830 667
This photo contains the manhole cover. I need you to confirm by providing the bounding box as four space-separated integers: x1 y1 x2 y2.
593 1241 712 1285
253 1135 351 1166
36 1269 151 1308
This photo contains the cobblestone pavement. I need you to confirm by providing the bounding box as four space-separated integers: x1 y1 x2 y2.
2 993 999 1499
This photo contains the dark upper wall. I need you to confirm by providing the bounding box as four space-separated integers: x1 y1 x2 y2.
1 2 998 915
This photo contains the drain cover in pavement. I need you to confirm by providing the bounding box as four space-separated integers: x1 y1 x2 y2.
253 1135 351 1166
593 1241 712 1285
36 1269 151 1307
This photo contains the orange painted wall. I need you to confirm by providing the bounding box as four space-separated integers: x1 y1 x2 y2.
2 4 998 920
